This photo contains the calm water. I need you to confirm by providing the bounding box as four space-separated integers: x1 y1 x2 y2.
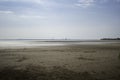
0 39 120 48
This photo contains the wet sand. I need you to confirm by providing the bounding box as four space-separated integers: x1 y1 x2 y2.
0 43 120 80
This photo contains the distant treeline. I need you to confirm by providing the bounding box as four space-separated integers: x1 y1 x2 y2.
101 38 120 40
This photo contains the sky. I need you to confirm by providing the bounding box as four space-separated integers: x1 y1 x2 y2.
0 0 120 39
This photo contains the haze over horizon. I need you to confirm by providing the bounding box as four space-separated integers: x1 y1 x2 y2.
0 0 120 39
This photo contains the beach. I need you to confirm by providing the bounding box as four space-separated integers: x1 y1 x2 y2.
0 40 120 80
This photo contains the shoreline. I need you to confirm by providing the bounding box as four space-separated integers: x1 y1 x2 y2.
0 43 120 80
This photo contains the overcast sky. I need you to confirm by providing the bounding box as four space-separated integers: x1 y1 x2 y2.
0 0 120 39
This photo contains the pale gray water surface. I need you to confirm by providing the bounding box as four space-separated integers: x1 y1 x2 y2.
0 39 120 48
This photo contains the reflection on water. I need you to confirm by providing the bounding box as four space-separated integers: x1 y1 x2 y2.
0 39 120 48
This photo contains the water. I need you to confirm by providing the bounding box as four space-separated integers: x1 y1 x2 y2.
0 39 119 48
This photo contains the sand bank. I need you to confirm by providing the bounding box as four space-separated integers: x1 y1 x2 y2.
0 42 120 80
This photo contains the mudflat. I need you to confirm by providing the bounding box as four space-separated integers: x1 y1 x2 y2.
0 43 120 80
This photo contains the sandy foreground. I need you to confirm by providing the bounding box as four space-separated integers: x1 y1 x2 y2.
0 43 120 80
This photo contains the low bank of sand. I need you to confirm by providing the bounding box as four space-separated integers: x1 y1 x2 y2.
0 43 120 80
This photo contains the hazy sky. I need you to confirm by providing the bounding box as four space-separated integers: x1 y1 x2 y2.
0 0 120 39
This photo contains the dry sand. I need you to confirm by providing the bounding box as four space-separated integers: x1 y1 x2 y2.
0 43 120 80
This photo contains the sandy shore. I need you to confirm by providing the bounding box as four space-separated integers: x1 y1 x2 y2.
0 43 120 80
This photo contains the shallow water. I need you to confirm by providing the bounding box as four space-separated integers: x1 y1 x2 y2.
0 39 120 48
